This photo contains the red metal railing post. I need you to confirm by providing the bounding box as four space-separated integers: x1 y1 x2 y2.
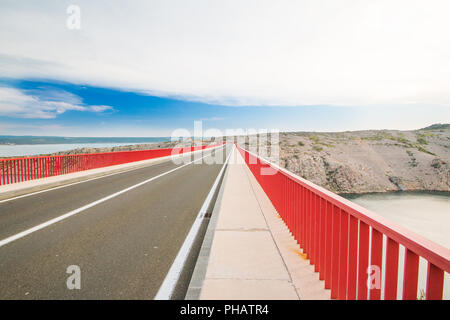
13 159 17 183
306 190 312 259
8 160 11 184
347 215 358 300
358 221 370 300
324 201 333 289
331 205 340 299
30 158 34 181
426 262 444 300
384 238 400 300
287 179 291 234
294 183 300 245
319 197 326 280
314 194 320 272
1 160 4 185
369 229 383 300
301 186 306 254
20 159 24 182
338 210 349 300
403 249 419 300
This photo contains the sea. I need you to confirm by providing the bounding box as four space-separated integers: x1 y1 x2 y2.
0 139 171 157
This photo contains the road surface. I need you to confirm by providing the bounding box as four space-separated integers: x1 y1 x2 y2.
0 145 231 299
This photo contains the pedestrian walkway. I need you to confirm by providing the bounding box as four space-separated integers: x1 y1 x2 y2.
189 147 331 300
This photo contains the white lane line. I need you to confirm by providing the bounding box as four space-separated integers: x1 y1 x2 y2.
0 146 222 204
0 145 226 249
154 144 233 300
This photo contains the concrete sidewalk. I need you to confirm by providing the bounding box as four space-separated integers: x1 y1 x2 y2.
188 147 330 300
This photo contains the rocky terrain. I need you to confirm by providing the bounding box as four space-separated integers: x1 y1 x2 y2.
237 124 450 194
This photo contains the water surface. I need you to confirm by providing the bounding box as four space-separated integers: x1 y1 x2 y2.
345 191 450 248
344 191 450 299
0 142 166 157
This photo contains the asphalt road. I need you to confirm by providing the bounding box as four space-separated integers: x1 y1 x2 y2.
0 145 230 299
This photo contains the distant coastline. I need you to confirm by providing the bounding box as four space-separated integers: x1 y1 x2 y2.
0 136 173 157
0 135 171 145
0 138 214 157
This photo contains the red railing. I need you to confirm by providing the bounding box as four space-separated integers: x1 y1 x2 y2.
237 145 450 300
0 144 222 186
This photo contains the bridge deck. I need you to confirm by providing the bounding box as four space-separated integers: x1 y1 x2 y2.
192 147 330 300
0 147 230 299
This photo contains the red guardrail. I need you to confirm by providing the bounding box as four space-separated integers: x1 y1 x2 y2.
0 144 222 186
237 145 450 300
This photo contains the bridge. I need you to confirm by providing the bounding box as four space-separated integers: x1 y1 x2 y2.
0 143 448 300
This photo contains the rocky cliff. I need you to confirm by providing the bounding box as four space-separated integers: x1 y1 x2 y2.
239 125 450 194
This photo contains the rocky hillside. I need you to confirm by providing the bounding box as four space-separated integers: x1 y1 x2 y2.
239 124 450 194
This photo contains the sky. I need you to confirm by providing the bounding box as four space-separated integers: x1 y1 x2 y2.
0 0 449 136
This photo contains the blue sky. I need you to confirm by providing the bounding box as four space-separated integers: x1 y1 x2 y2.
0 79 448 137
0 1 449 136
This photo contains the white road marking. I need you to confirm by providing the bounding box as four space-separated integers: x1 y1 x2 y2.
154 144 233 300
0 146 222 204
0 145 226 249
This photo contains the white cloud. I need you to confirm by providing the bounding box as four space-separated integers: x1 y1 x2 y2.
0 0 449 107
0 86 113 118
199 117 224 121
89 105 114 113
